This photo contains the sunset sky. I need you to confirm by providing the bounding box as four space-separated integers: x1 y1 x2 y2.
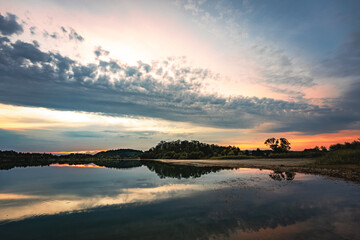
0 0 359 153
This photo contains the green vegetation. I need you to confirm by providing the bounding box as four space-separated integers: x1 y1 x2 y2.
268 152 324 158
95 149 143 159
0 149 143 170
139 138 360 164
316 139 360 165
140 140 242 159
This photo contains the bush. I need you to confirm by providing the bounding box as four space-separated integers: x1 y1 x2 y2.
268 152 324 158
317 149 360 165
188 151 205 159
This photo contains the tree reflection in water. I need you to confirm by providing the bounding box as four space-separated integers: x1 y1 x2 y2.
140 160 232 179
269 171 296 181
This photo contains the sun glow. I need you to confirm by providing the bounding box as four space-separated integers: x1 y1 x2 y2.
50 164 105 168
0 103 219 134
51 150 106 155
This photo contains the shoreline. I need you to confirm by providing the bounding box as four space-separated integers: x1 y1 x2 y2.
146 158 360 183
1 157 359 183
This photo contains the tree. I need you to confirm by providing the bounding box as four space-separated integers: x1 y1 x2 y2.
320 146 328 152
252 148 264 156
264 138 291 153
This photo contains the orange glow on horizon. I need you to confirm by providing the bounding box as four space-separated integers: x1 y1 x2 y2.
50 164 105 168
48 130 359 154
231 130 360 151
50 150 106 155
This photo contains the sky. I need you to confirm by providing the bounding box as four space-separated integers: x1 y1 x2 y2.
0 0 359 153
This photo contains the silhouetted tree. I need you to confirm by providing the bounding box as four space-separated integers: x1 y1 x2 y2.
320 146 328 152
252 148 264 156
264 138 291 153
329 139 360 151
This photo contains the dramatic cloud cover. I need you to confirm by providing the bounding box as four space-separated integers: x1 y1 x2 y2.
0 12 23 35
0 0 359 152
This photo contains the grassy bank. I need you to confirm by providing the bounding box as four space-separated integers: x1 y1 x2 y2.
316 149 360 165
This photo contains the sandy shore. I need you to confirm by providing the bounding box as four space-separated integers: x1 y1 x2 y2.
147 158 360 183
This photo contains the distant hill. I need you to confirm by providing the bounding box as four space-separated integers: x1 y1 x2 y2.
95 149 143 159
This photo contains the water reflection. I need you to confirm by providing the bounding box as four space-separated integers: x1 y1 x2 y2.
269 171 296 181
141 160 232 179
50 163 105 168
0 162 359 240
0 184 206 222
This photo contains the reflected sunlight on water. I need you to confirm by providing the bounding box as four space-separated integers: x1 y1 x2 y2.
1 162 359 240
50 163 105 168
0 184 206 221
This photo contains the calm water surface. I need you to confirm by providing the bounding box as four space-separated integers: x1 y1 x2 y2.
0 161 359 240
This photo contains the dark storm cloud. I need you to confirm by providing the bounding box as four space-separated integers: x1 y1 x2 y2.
0 29 358 133
10 40 50 62
338 81 360 113
0 12 23 36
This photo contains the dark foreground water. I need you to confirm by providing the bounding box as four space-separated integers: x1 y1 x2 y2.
0 161 359 240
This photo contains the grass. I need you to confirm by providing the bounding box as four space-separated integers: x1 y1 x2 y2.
316 149 360 165
210 155 256 160
268 152 324 158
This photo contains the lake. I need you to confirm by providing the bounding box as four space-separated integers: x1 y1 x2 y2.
1 160 359 240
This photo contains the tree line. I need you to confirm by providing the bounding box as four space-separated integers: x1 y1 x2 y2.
140 140 242 159
1 138 359 167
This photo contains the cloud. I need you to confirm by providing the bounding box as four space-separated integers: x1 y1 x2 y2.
29 26 36 35
10 40 50 62
94 46 109 57
338 81 360 113
0 12 23 36
321 32 360 78
177 0 316 93
251 44 315 87
266 81 360 134
0 37 356 134
0 129 55 151
47 26 84 42
0 12 358 134
68 28 84 41
44 31 58 39
63 131 102 138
